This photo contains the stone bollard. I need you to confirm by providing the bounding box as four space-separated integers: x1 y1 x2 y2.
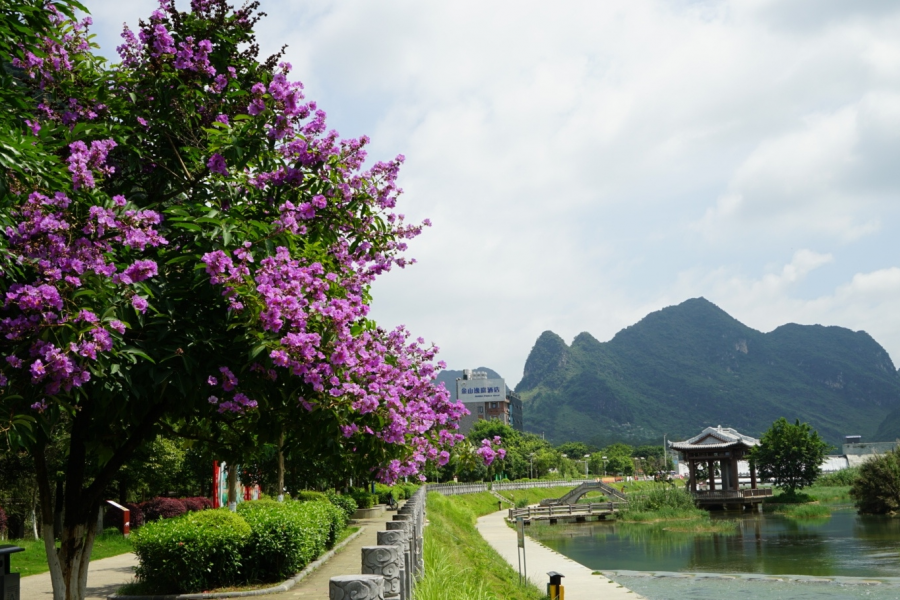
330 574 385 600
392 513 415 572
400 503 424 579
378 529 409 600
362 546 403 600
386 521 414 597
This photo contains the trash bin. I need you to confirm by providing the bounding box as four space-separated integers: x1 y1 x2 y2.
0 545 25 600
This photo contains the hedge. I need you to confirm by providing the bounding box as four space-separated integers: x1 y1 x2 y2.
142 497 187 522
324 490 356 523
132 500 348 593
132 509 251 594
237 499 344 582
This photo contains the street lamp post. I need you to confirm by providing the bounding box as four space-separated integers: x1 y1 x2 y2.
583 454 590 478
601 456 607 477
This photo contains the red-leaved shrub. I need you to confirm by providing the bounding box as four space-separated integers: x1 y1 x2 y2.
142 497 187 522
125 502 144 528
0 506 7 537
181 497 212 512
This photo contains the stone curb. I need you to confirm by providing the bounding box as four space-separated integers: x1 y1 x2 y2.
108 527 366 600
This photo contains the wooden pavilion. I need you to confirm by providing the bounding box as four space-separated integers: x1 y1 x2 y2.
669 425 772 509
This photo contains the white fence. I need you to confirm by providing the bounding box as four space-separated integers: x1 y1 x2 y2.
428 479 594 496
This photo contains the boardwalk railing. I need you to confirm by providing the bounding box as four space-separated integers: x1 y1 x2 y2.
508 501 627 520
428 479 596 496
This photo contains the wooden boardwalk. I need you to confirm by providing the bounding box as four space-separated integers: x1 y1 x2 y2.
508 502 626 524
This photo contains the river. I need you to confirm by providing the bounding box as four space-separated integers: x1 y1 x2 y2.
528 507 900 599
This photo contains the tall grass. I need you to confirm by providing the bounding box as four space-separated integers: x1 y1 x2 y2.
618 487 705 521
416 493 544 600
777 503 831 519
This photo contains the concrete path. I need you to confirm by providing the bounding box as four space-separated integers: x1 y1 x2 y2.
262 510 393 599
20 552 139 600
18 510 395 599
476 510 643 599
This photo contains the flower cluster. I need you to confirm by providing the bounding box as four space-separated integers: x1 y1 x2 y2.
67 139 118 190
476 437 507 467
207 367 257 413
12 8 102 129
1 186 165 398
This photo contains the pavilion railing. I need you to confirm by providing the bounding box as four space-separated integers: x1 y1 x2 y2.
692 488 773 500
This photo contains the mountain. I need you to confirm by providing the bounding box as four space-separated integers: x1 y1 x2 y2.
434 367 503 398
516 298 900 447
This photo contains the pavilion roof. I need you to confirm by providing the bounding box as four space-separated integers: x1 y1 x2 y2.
669 425 760 451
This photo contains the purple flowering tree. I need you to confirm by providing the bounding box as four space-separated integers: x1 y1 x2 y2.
1 2 473 599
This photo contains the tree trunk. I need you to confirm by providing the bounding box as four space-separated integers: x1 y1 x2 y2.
277 429 285 502
36 442 100 600
54 479 65 539
227 464 238 511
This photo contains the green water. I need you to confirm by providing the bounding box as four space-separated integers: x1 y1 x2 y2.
529 509 900 577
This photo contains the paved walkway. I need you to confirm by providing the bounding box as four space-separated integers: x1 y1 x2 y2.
21 552 139 600
264 510 393 599
476 510 643 599
19 509 395 599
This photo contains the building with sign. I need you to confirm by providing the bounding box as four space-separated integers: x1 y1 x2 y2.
455 369 524 434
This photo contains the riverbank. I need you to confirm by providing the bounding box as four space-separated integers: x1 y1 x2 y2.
420 492 546 600
476 507 641 599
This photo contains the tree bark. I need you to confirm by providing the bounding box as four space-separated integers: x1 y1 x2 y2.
277 428 285 502
33 396 168 600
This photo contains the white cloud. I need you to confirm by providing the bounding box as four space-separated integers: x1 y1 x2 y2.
79 0 900 384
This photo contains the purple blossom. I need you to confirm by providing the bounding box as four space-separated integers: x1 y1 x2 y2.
131 296 148 313
207 153 228 175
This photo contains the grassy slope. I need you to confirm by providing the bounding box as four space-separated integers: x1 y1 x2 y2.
10 534 134 578
417 492 545 600
492 487 576 507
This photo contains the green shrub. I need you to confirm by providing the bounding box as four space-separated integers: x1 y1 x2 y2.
374 483 397 505
132 509 251 593
851 449 900 514
515 498 529 509
324 490 357 523
237 500 339 582
350 488 377 509
396 482 420 500
296 490 327 503
817 468 859 487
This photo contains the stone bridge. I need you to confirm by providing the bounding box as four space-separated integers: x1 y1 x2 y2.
539 481 627 506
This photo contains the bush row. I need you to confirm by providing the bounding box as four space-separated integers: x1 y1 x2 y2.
107 496 213 530
131 499 347 593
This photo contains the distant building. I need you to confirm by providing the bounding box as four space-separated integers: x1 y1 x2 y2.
454 369 524 434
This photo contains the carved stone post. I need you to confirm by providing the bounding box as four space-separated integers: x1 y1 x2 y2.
362 546 403 600
330 574 385 600
378 529 409 600
393 514 419 578
386 521 414 597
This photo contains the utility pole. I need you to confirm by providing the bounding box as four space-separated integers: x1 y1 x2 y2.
663 433 667 472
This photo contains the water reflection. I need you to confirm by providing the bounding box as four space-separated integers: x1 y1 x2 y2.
529 509 900 577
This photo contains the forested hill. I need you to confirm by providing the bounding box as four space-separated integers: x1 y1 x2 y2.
516 297 900 447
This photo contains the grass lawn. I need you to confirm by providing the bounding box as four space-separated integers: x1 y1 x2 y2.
415 492 545 600
494 486 577 507
8 533 134 578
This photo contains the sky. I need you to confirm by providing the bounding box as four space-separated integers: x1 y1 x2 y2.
85 0 900 387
